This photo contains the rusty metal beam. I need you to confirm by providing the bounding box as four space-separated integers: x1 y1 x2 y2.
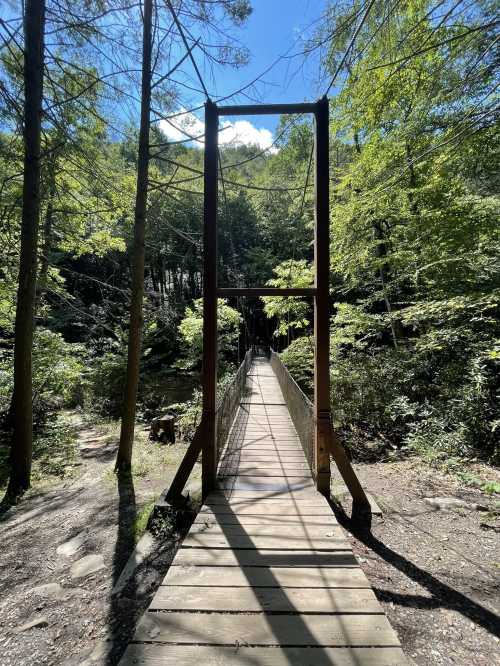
313 95 331 498
217 287 316 298
202 100 218 498
217 102 317 116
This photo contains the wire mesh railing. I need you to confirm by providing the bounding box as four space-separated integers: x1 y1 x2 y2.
270 350 314 472
215 347 254 463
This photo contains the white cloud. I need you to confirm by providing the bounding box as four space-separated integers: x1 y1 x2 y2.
159 108 277 152
219 119 276 152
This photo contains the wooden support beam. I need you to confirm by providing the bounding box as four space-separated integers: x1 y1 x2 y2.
217 102 317 116
313 96 331 498
217 287 316 298
328 430 371 514
166 421 203 501
202 100 218 498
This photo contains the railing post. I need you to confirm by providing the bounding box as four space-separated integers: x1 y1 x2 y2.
202 100 218 498
314 96 331 497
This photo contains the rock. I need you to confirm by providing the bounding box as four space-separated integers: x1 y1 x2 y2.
30 582 67 601
15 615 48 633
424 496 486 511
57 532 86 557
70 554 105 579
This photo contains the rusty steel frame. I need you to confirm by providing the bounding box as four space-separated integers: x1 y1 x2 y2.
202 97 369 510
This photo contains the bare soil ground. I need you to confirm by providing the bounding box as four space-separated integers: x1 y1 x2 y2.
334 459 500 666
0 420 498 666
0 416 199 666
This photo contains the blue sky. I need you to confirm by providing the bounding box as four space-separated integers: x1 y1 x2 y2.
1 0 330 147
160 0 329 149
212 1 327 118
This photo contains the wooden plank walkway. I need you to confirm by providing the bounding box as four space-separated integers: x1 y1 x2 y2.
120 357 407 665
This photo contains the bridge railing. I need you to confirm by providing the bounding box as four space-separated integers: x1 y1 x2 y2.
271 349 371 513
216 348 254 463
166 347 254 500
270 350 314 473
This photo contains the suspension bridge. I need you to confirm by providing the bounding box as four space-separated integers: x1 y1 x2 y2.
119 99 408 664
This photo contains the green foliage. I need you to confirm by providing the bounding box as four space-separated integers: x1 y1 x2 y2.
171 390 203 442
0 413 78 491
1 0 499 491
262 260 313 340
1 329 84 427
178 298 242 369
85 351 127 419
279 337 314 394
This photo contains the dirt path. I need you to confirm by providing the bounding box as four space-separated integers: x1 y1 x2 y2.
0 418 197 666
334 459 500 665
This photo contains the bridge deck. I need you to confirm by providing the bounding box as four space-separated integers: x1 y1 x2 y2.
120 357 407 665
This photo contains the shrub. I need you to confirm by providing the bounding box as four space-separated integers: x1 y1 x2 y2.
279 336 314 394
0 328 85 429
84 351 127 418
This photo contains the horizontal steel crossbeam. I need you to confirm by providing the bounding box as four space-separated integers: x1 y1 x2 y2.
217 102 318 116
217 287 316 297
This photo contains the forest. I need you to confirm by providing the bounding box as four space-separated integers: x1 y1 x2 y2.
1 1 500 664
0 0 499 499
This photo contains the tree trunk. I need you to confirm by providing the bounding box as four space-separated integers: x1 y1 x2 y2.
116 0 152 472
36 158 56 314
8 0 46 498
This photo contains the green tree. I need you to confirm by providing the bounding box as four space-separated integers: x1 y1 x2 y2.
179 298 242 369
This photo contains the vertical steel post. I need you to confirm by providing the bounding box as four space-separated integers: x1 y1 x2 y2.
202 100 218 498
314 96 331 497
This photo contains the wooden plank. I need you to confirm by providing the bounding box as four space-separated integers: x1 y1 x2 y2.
121 645 408 666
242 430 297 437
206 493 326 503
241 435 300 440
194 513 338 526
243 423 297 429
133 611 401 647
246 416 293 422
233 444 305 450
205 496 331 508
234 462 311 471
181 532 349 551
220 476 313 487
162 564 369 588
230 440 301 447
227 456 308 463
220 473 312 482
226 471 311 478
218 487 320 500
238 443 301 448
187 524 343 538
149 585 383 613
217 483 316 494
225 454 307 462
174 548 358 567
245 400 289 405
239 435 300 441
234 464 310 472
